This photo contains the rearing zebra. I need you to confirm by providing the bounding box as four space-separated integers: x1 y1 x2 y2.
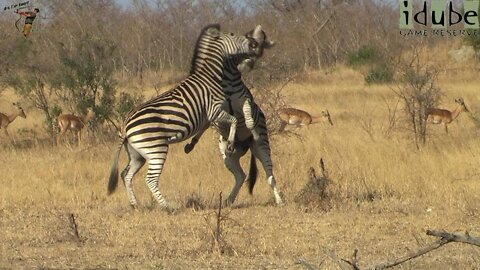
107 25 261 211
185 26 283 206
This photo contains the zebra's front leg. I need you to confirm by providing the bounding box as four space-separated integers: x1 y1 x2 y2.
215 110 237 155
144 144 175 213
242 98 260 141
184 122 210 154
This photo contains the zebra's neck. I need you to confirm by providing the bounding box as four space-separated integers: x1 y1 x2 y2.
192 56 244 93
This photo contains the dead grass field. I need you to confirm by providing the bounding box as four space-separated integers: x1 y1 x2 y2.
1 67 480 269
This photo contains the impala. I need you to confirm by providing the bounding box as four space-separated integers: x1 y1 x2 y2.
57 108 95 145
0 102 27 139
426 98 469 134
278 107 333 131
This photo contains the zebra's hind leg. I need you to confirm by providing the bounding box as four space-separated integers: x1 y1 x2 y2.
249 138 284 205
123 143 146 209
143 144 175 213
219 136 249 206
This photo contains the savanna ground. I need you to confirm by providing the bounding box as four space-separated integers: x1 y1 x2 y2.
1 67 480 269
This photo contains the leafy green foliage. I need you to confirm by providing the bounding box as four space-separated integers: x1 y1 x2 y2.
365 65 394 84
53 36 117 129
116 92 144 121
347 45 394 84
347 46 378 67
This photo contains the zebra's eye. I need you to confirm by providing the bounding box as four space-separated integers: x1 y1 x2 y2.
250 40 258 48
229 33 234 36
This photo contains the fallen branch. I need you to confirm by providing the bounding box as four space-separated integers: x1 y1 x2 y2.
426 230 480 247
295 258 320 270
297 230 480 270
369 230 480 269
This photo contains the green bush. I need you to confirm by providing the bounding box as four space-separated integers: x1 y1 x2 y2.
365 64 394 84
116 92 144 121
347 46 378 67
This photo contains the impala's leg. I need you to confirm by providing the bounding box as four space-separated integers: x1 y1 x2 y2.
4 128 14 144
57 129 63 145
444 124 448 134
77 130 81 147
184 122 210 154
249 137 283 205
219 136 248 206
213 110 237 155
122 143 146 209
144 144 173 212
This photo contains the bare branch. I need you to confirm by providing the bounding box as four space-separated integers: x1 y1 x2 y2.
426 230 480 247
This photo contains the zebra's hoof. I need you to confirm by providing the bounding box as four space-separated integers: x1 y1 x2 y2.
225 143 235 156
165 206 179 215
222 199 233 208
184 143 194 154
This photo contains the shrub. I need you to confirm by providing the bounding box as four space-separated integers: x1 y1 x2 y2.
365 64 394 84
347 45 378 67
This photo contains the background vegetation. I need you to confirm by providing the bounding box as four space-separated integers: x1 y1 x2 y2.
1 0 480 268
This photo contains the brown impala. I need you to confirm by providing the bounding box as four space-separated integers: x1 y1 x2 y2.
278 107 333 131
57 108 95 145
426 98 469 134
0 102 27 139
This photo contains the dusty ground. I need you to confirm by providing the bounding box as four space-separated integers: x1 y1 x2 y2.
1 68 479 269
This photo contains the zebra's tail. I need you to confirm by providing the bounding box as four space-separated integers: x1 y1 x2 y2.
247 152 258 194
108 133 126 195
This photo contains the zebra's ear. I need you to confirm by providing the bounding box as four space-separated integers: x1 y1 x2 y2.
252 25 263 40
205 25 221 37
250 25 275 49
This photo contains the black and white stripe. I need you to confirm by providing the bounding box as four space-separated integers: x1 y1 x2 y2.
107 25 259 211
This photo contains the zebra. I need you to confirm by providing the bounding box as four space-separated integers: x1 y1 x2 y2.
184 26 284 206
107 25 263 212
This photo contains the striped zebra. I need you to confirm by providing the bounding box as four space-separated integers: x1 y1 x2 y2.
185 26 284 206
107 25 263 211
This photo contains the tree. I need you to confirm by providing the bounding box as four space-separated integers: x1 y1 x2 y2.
392 47 443 148
53 35 117 133
5 39 60 142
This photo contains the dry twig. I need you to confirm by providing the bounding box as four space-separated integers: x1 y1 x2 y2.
297 230 480 270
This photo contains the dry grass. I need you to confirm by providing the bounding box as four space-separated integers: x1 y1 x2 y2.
1 67 480 269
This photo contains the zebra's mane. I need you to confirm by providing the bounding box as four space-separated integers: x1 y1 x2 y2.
189 24 221 75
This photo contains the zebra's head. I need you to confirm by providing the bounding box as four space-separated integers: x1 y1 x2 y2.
237 25 275 73
190 24 261 76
